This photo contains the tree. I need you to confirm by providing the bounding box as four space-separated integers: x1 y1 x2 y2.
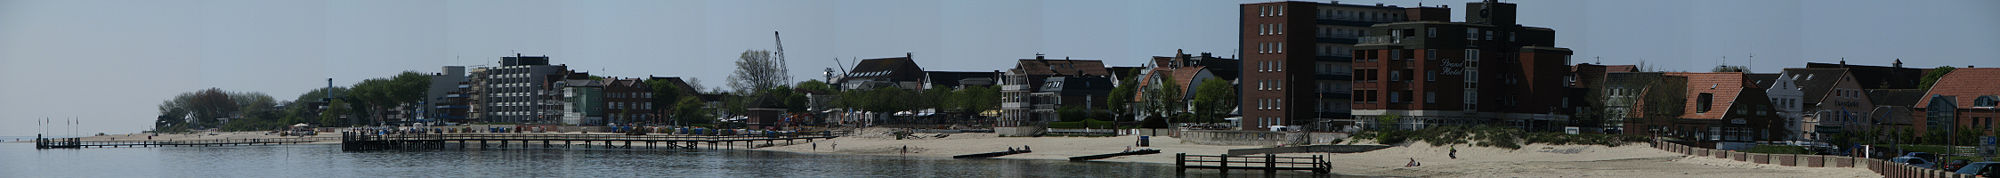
728 50 789 94
1919 66 1957 91
1142 73 1184 122
185 88 239 129
1191 78 1236 123
347 71 430 126
1712 65 1748 72
319 99 351 127
1107 77 1139 122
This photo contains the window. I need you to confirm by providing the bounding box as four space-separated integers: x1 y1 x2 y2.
1426 92 1436 104
1390 92 1401 103
1260 6 1268 17
1390 71 1401 82
1276 99 1282 110
1277 42 1284 53
1427 27 1437 38
1697 93 1714 113
1509 32 1517 42
1427 71 1437 82
1426 50 1437 61
1389 49 1401 61
1485 31 1494 40
1276 23 1283 34
1466 28 1479 40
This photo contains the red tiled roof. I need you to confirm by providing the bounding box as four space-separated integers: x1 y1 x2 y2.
1916 68 2000 109
1666 72 1749 120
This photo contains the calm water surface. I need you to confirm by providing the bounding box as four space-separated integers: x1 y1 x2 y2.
1 140 1332 177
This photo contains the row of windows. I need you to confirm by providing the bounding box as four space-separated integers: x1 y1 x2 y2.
1257 5 1285 17
1257 60 1285 72
1316 8 1402 22
1256 80 1284 91
1258 23 1285 35
1317 26 1363 39
1256 117 1284 128
1257 42 1285 54
1256 98 1284 110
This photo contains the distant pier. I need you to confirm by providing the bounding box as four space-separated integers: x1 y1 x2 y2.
33 136 332 149
340 132 837 151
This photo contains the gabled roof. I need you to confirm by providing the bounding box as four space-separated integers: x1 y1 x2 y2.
647 76 702 96
924 71 1001 88
1666 72 1750 120
1781 68 1851 104
1746 74 1781 88
1012 58 1109 77
847 56 926 82
1916 68 2000 109
1807 62 1930 89
1866 89 1928 107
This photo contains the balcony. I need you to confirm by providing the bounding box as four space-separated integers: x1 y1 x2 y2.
1003 102 1027 109
1358 36 1413 45
1315 73 1352 80
1316 37 1358 44
1315 19 1381 27
1316 55 1352 62
1313 91 1351 99
1002 84 1029 91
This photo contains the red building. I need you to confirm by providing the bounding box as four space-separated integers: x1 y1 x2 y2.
1914 68 2000 136
1348 1 1575 131
1239 1 1436 131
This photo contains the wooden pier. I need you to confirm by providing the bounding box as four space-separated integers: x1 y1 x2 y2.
1175 153 1330 175
33 136 333 149
340 132 838 152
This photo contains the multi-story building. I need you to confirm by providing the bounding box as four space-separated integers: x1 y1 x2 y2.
426 66 470 123
601 78 652 125
839 53 926 90
471 54 570 124
1750 72 1806 142
1780 68 1875 141
998 55 1108 136
1240 1 1433 131
556 79 604 126
1572 64 1636 133
1348 1 1574 131
1914 68 2000 136
1133 50 1241 122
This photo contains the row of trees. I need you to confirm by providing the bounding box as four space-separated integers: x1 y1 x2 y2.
152 71 431 132
1104 71 1237 125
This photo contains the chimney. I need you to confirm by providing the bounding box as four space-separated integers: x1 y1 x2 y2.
1894 58 1904 68
1036 53 1045 60
906 52 912 59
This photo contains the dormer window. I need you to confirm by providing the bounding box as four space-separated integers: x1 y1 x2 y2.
1977 96 2000 108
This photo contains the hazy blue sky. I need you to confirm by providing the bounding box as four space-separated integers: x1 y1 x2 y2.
3 0 1996 136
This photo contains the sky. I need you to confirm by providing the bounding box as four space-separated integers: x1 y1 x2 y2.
2 0 1996 137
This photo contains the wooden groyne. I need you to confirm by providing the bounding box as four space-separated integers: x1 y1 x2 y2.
1175 153 1330 175
33 136 332 149
340 132 838 152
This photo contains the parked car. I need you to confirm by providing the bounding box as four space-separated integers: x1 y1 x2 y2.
1956 162 2000 177
1945 160 1970 171
1894 152 1937 168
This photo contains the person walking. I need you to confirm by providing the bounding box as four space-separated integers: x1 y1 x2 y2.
1449 145 1458 159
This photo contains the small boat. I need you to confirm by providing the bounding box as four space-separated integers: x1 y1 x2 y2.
953 149 1032 159
1068 149 1162 161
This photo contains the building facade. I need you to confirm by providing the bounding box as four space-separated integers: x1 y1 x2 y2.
998 55 1108 136
471 54 570 124
426 66 470 123
1348 1 1574 131
601 78 652 125
1914 68 2000 136
1239 1 1434 131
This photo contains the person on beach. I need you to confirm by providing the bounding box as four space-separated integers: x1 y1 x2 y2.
902 145 909 155
1406 158 1421 167
812 142 818 151
1449 145 1458 159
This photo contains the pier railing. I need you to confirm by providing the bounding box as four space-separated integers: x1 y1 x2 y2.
340 132 839 151
35 136 334 149
1175 153 1329 175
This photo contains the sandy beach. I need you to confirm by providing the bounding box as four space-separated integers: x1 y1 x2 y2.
758 128 1880 177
